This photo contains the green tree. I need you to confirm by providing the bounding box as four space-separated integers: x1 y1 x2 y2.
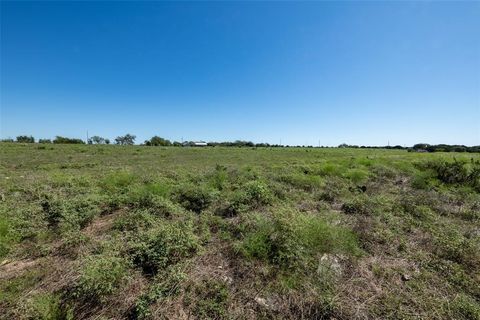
16 135 35 143
115 134 136 145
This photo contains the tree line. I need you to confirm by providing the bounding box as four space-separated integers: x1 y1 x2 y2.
2 135 479 152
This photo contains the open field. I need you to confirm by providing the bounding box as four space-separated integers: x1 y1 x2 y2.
0 143 479 319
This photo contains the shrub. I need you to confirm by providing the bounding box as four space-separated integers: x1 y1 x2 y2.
191 280 229 319
75 255 128 300
450 294 480 320
53 136 84 144
341 196 372 215
426 160 480 190
129 221 199 275
208 165 229 190
16 135 35 143
133 265 187 319
125 183 172 209
344 168 369 184
243 180 273 206
280 173 324 191
21 293 67 319
175 184 213 213
317 177 348 203
240 210 359 269
100 171 136 193
41 196 101 230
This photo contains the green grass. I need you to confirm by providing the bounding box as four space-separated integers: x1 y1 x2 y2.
0 143 479 319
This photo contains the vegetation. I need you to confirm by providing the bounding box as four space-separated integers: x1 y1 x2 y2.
53 136 85 144
16 135 35 143
0 144 479 319
115 134 136 145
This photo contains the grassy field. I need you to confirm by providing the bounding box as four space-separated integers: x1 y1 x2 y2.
0 143 479 319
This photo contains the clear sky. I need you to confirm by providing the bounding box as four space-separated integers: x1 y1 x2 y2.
1 1 479 146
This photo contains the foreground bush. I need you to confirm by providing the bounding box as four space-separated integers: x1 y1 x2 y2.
75 255 129 300
129 221 200 275
239 209 359 269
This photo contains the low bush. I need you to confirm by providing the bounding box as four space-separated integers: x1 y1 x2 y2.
426 160 480 191
133 265 187 319
175 184 214 213
129 221 199 275
239 209 359 269
21 293 70 320
344 168 369 184
100 171 136 193
75 255 128 300
41 196 101 230
189 280 229 319
341 196 372 215
450 294 480 320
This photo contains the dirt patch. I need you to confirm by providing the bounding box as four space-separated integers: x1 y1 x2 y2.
0 258 41 280
82 210 122 239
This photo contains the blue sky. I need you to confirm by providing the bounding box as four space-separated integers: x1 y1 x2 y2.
1 1 479 146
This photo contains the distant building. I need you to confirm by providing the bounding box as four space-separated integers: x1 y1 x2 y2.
182 141 208 147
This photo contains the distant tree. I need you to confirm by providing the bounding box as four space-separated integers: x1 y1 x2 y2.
39 139 52 144
338 143 348 148
53 136 85 144
105 139 111 145
413 143 430 150
90 136 106 144
1 138 14 142
145 136 172 146
115 134 136 145
16 135 35 143
173 141 182 147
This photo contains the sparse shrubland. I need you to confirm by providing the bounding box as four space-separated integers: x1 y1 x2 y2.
0 143 479 319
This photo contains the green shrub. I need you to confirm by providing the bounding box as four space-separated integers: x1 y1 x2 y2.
133 265 187 319
280 173 324 191
100 171 136 193
41 196 101 230
0 215 12 258
129 221 200 275
218 181 273 217
450 294 480 320
208 165 229 190
344 168 369 184
411 170 436 189
113 209 155 232
317 163 343 177
341 196 372 215
75 255 128 300
190 280 229 319
426 160 480 190
243 180 273 206
317 177 348 203
175 184 214 213
22 293 69 320
240 210 359 269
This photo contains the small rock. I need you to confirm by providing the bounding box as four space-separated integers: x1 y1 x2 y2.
401 273 411 281
255 297 269 308
222 275 233 285
317 254 343 276
217 265 223 269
